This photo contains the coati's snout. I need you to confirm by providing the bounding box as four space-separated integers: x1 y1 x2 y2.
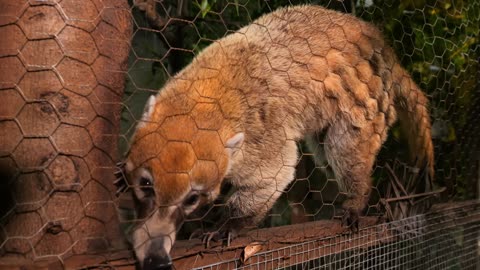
139 231 173 270
123 160 215 269
143 253 172 270
130 205 177 270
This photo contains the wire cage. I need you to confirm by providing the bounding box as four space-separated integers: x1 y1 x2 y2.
0 0 479 269
190 201 480 270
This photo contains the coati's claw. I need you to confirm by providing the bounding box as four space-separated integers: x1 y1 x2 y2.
188 229 225 248
204 231 224 248
190 229 237 248
342 208 360 233
188 229 204 240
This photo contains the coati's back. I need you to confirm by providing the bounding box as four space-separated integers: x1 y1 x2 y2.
186 6 397 139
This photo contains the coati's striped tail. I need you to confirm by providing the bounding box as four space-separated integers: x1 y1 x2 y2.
393 66 435 179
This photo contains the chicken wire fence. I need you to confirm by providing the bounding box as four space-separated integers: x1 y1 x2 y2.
194 201 480 270
0 0 479 269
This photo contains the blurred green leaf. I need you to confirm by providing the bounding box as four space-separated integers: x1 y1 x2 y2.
196 0 211 18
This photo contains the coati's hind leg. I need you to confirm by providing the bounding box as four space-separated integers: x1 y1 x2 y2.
324 119 384 232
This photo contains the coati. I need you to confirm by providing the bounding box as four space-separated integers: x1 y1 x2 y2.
116 5 434 270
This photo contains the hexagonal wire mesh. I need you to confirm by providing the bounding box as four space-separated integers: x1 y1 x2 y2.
0 0 479 269
0 0 132 267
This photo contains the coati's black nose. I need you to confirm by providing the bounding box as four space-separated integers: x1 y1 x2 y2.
143 255 172 270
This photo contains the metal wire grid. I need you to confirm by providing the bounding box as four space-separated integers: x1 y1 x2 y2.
194 202 480 270
0 0 479 268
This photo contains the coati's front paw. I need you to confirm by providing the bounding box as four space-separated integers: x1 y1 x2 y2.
341 208 360 233
189 228 238 248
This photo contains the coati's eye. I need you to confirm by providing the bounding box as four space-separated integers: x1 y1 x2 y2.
138 175 154 198
139 177 152 187
183 193 200 207
130 168 154 202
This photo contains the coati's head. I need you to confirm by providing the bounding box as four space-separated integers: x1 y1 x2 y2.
118 94 243 270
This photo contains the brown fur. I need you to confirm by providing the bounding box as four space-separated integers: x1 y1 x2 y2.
123 5 434 265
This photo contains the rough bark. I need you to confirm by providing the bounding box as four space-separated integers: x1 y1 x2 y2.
0 0 132 261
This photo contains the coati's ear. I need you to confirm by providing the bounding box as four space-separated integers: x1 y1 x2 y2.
140 95 156 124
225 133 244 155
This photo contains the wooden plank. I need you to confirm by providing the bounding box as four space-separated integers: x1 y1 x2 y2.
1 200 479 270
171 217 385 269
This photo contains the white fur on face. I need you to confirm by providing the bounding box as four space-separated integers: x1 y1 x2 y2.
132 207 177 265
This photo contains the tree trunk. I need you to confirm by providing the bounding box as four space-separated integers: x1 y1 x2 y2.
0 0 132 261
